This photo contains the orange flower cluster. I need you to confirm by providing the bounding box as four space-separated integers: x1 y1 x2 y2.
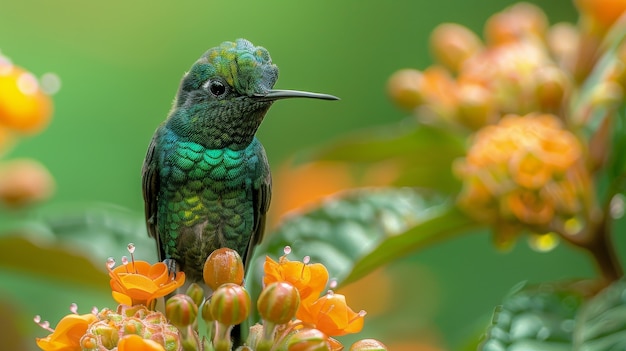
37 246 384 351
36 305 178 351
264 254 365 337
386 2 593 130
454 113 594 245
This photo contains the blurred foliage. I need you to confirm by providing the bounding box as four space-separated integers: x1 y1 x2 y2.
8 0 626 351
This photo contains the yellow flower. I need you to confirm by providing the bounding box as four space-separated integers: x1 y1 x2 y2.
0 62 52 134
297 292 365 337
36 313 97 351
108 259 185 306
264 255 329 304
117 334 166 351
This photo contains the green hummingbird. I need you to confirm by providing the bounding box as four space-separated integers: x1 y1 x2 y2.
142 39 338 287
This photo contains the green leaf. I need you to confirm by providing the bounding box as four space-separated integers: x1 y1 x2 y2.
346 203 476 284
0 202 155 265
573 278 626 351
249 187 473 287
479 281 586 351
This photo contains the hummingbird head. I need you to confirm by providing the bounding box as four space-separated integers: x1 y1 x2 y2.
169 39 337 149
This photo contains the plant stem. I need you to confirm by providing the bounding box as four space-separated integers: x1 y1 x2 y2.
588 214 623 284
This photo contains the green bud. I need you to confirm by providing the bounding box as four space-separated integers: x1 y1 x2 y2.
166 294 199 329
186 282 205 307
210 283 251 326
286 328 332 351
91 322 119 349
258 282 300 325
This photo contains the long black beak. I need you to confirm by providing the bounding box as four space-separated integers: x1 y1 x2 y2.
252 89 339 102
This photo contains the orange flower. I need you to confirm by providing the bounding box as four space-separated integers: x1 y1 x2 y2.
263 255 329 303
36 313 97 351
117 334 166 351
297 292 365 337
108 260 185 306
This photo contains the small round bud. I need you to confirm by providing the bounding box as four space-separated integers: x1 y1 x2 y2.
455 82 496 129
200 298 214 323
203 248 244 290
534 66 569 112
165 294 198 329
185 282 205 307
209 283 251 326
257 282 300 325
430 23 483 72
386 69 424 110
90 323 119 349
484 2 548 45
287 328 332 351
0 159 55 208
350 339 388 351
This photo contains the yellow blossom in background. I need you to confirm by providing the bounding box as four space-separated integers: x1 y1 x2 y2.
108 259 185 307
35 313 97 351
0 57 52 134
454 113 594 245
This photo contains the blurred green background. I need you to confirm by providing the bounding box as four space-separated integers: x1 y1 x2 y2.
4 1 623 350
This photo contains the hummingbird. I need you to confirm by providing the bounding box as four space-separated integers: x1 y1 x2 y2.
142 39 338 289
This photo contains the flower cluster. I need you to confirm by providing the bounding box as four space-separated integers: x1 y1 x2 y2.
386 2 626 130
387 1 626 251
454 113 594 247
0 51 57 207
35 245 385 351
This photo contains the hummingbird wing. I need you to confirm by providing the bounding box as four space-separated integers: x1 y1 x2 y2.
244 141 272 269
142 132 165 262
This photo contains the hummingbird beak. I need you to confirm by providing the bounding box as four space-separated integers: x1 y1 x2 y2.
252 89 339 102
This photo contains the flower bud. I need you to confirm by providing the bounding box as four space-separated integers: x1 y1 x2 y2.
534 66 569 112
165 294 198 329
200 298 214 323
0 158 55 208
350 339 388 351
210 283 251 326
258 282 300 325
287 328 332 351
186 282 205 307
90 323 119 349
386 69 424 110
455 82 496 129
484 2 548 45
203 248 245 290
430 23 482 72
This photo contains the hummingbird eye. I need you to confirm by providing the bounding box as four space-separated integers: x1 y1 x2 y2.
207 80 227 97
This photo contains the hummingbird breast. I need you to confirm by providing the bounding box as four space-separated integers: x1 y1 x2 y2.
156 129 267 282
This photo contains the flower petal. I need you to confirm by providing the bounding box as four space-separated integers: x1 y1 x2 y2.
118 334 166 351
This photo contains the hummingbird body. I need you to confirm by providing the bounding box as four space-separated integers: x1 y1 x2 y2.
142 39 337 285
